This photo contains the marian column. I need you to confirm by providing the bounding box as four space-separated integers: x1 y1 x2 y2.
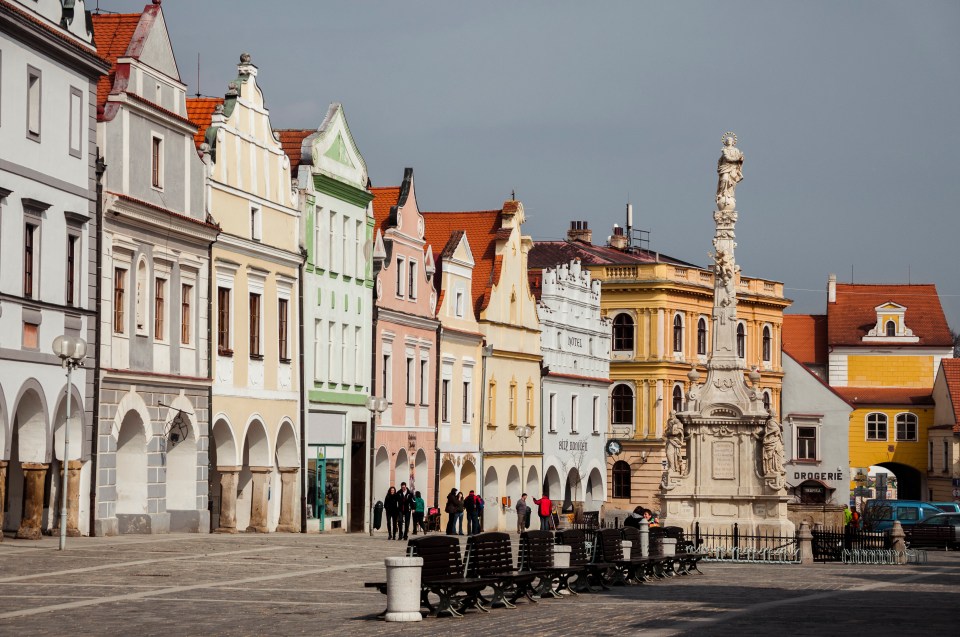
661 134 792 536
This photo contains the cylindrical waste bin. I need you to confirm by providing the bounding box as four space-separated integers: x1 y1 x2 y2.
384 556 423 622
373 500 384 530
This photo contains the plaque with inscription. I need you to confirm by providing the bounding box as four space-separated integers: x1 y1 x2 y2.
712 441 735 479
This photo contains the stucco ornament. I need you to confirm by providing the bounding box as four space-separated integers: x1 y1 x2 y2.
761 415 786 485
716 133 744 210
665 411 686 475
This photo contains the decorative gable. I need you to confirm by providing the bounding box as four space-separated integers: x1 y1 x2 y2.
864 301 918 343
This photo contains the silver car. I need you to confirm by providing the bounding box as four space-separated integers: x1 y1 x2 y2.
917 512 960 546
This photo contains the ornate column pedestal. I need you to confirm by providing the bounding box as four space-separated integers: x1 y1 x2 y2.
275 467 299 533
16 463 49 540
0 460 7 541
214 466 240 533
246 466 272 533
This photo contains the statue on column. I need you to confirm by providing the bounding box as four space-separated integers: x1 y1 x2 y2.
665 411 686 474
761 414 785 479
716 132 744 210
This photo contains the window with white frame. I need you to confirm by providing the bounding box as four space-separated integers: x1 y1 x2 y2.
548 393 557 433
27 66 41 140
216 285 230 353
115 268 128 334
151 135 163 189
673 314 683 353
697 317 707 355
69 87 82 157
248 293 262 358
611 384 633 425
396 257 406 297
382 351 392 402
895 413 918 442
314 321 323 380
278 298 290 362
455 289 465 317
23 221 38 298
866 413 887 441
508 382 517 426
736 323 746 359
441 379 450 423
526 384 534 426
328 321 337 383
462 380 471 423
420 358 429 405
355 220 364 280
796 425 818 460
180 283 193 345
354 326 363 385
762 325 772 363
612 313 634 352
154 277 166 341
570 395 578 434
315 207 326 270
405 356 415 404
592 396 599 434
341 325 349 382
408 260 418 300
135 257 148 334
328 210 337 273
250 205 262 241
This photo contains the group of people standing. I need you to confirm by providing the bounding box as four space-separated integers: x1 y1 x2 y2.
444 488 485 535
382 482 426 541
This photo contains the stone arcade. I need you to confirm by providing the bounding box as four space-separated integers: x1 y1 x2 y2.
661 134 793 535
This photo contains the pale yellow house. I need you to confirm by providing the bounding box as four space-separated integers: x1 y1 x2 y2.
425 201 541 531
188 54 302 533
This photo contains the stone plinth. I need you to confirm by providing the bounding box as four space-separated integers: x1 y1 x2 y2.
246 466 272 533
0 460 6 541
16 463 48 540
214 466 240 533
275 467 299 533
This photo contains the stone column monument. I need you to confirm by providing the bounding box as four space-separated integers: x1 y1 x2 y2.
660 133 793 536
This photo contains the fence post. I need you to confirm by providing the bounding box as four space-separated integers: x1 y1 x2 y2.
639 519 650 557
798 521 813 565
694 521 701 548
733 522 739 550
889 521 906 564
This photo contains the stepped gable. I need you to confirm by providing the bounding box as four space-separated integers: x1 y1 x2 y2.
185 97 223 149
782 314 827 366
421 209 503 316
828 283 952 346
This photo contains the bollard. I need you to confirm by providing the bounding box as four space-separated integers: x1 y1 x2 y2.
889 521 906 564
798 521 813 565
660 538 677 556
384 556 423 622
639 519 650 557
621 539 632 560
553 544 572 568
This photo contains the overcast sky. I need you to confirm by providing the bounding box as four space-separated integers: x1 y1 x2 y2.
99 0 960 327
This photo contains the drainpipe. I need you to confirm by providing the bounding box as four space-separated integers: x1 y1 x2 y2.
298 248 307 533
478 343 493 501
432 324 442 510
367 259 381 536
205 230 216 531
88 153 105 537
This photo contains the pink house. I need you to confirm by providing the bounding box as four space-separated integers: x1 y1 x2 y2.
370 169 439 511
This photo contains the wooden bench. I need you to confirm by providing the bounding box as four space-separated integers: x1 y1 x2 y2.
363 535 492 618
904 525 956 550
464 532 541 608
556 529 615 592
593 528 635 586
518 530 584 599
650 526 704 577
619 526 673 582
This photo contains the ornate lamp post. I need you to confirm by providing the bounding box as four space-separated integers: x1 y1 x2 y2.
366 396 388 535
52 335 87 550
516 425 532 496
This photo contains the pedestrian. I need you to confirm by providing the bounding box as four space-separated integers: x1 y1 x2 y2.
516 493 530 534
412 490 426 535
851 508 861 530
843 504 853 526
456 491 465 535
383 486 399 540
464 489 479 534
477 494 485 532
444 487 459 535
533 492 552 531
397 481 415 540
624 506 645 529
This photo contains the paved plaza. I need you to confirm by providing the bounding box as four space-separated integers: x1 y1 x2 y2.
0 532 957 636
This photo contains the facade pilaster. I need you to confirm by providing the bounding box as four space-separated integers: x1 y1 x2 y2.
214 467 240 533
246 466 272 533
276 467 299 532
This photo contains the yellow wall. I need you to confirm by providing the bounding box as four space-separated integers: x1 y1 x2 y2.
847 406 935 484
847 355 933 388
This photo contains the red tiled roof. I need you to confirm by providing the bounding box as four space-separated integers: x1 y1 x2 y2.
0 0 103 60
828 283 953 347
529 240 696 270
941 359 960 429
91 12 142 108
782 314 827 366
277 129 313 172
185 97 223 149
370 186 401 235
832 387 934 406
107 191 219 230
422 209 503 316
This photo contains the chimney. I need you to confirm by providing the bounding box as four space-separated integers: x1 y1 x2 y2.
609 224 628 250
567 220 592 244
828 273 837 303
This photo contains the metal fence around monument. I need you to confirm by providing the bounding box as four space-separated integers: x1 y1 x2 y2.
811 526 906 564
691 522 800 563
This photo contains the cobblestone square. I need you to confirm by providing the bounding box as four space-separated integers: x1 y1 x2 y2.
1 533 956 636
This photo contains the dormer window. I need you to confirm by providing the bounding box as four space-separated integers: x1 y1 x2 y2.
885 321 895 337
864 302 918 343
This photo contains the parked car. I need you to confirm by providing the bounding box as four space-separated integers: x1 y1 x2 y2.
862 500 943 531
929 502 960 514
917 512 960 545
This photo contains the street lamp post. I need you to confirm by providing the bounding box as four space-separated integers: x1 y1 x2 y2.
366 396 388 536
52 335 87 551
516 425 531 497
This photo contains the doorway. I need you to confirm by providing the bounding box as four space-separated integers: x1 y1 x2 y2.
350 421 365 532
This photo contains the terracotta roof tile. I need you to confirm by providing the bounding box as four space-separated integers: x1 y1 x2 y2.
0 0 103 59
91 12 142 108
782 314 828 366
276 129 313 172
828 283 953 347
370 186 401 235
941 359 960 429
422 209 503 316
832 387 934 406
185 97 223 149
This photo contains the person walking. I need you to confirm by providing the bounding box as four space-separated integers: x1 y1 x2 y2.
383 486 399 540
397 482 415 540
444 488 459 535
516 493 530 534
533 492 552 531
464 490 480 535
456 492 465 535
412 491 427 535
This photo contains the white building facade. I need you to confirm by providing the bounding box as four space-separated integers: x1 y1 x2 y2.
0 0 108 539
538 259 611 518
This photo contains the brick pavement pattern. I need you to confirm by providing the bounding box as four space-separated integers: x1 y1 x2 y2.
0 532 957 636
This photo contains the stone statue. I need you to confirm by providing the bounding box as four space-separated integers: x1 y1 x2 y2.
665 411 686 474
761 415 785 477
716 133 744 210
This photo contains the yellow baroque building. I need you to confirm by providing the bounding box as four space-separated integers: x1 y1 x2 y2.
531 223 788 516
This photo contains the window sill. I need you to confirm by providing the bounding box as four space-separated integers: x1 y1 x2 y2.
250 354 264 361
218 349 234 358
592 431 601 436
793 459 819 464
279 358 292 365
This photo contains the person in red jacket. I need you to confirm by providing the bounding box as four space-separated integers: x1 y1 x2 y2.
532 493 553 530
